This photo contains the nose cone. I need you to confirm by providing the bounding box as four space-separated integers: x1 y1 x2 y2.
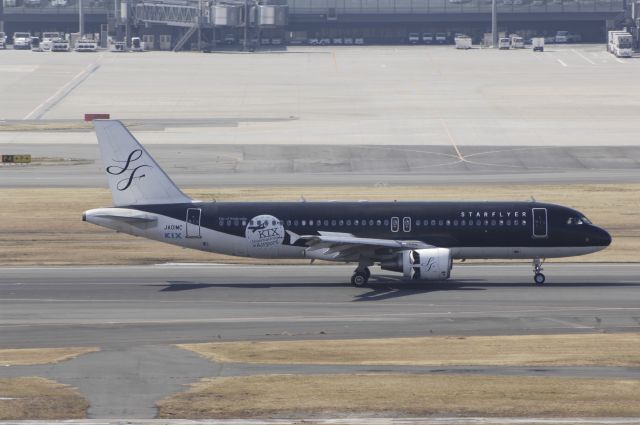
593 226 612 247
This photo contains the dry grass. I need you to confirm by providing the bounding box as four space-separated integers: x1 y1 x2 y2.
0 347 100 366
0 377 88 420
179 333 640 367
157 373 640 418
0 184 637 265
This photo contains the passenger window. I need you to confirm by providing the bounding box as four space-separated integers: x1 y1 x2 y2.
324 219 329 226
431 220 436 226
376 219 382 226
391 217 399 232
355 219 360 226
339 219 344 226
331 220 336 226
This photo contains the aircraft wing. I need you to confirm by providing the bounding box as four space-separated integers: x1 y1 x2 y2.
287 231 433 261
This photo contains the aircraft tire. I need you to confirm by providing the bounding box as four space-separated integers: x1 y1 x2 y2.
351 272 368 287
534 273 546 285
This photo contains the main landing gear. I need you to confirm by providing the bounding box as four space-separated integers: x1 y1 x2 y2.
351 266 371 287
533 257 545 285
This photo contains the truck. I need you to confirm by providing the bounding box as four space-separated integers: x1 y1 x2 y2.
41 32 61 51
454 35 472 49
435 33 447 44
510 35 524 48
408 33 420 44
531 37 544 52
608 31 633 58
131 37 144 51
498 37 511 49
12 32 32 49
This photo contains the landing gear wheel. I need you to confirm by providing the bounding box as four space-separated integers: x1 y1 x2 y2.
534 273 546 285
351 271 369 287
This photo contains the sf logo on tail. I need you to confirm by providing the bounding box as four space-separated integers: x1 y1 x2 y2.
106 149 151 191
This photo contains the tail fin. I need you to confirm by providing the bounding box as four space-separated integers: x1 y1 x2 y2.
94 120 192 206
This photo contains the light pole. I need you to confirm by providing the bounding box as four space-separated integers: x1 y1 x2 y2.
491 0 498 47
79 0 85 38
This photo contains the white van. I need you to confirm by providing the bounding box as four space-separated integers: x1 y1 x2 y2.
498 37 511 49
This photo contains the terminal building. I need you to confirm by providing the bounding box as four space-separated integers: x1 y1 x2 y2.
0 0 631 48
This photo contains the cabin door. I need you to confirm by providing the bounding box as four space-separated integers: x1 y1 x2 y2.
186 208 202 238
532 208 548 238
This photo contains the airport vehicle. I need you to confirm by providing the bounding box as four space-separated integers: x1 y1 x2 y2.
554 31 580 43
51 38 70 51
24 0 41 6
41 32 61 51
131 37 144 51
498 37 511 49
422 33 434 44
354 37 365 45
510 35 524 48
608 31 633 57
84 120 612 287
0 32 6 49
454 35 472 49
435 33 447 43
30 37 43 52
50 0 68 6
75 39 97 52
408 33 420 44
532 37 544 51
12 32 32 49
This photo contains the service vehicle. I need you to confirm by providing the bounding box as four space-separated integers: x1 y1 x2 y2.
454 35 472 49
408 33 420 44
332 37 343 45
51 38 70 51
50 0 68 6
75 39 98 52
30 37 43 52
498 37 511 49
531 37 544 51
354 37 365 45
343 37 353 45
0 32 6 49
131 37 144 51
554 30 580 43
609 31 633 57
24 0 41 6
12 32 32 49
271 37 282 45
435 33 447 43
510 35 524 48
41 32 61 51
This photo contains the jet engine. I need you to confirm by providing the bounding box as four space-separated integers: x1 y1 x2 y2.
381 248 452 281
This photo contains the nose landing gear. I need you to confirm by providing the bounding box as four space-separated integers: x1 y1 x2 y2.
533 257 545 285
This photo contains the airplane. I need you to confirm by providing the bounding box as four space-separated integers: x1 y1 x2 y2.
83 120 612 287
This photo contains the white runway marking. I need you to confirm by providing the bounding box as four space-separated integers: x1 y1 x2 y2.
23 60 102 120
572 49 596 65
557 58 568 67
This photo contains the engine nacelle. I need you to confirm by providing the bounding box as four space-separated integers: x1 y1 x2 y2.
381 248 452 281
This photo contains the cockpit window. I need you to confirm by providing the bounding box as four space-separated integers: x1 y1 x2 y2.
567 216 592 225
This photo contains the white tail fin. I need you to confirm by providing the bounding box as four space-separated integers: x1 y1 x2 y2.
94 120 192 206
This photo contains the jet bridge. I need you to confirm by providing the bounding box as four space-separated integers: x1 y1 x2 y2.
130 0 288 50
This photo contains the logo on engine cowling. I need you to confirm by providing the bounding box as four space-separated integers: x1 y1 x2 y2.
245 215 284 248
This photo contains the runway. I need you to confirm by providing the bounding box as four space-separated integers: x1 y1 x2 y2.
2 143 640 187
1 263 640 418
2 263 640 348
